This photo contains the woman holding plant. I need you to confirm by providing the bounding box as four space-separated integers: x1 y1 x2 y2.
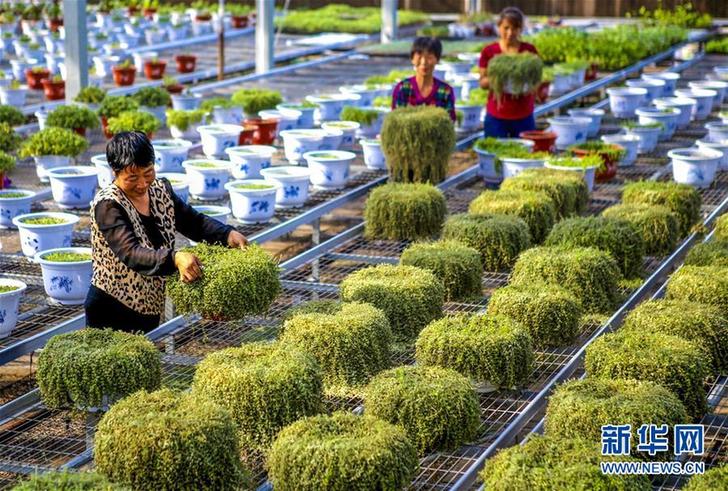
85 132 249 333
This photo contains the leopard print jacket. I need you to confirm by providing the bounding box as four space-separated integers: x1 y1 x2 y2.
90 179 176 315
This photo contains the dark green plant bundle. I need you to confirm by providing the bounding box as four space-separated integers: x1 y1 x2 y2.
282 299 343 321
441 213 531 271
166 109 208 131
74 86 107 104
191 341 322 448
485 284 582 348
200 97 236 112
36 328 161 410
510 246 621 314
0 151 15 173
96 95 139 119
487 52 543 100
684 239 728 267
94 389 248 490
585 329 709 419
602 203 679 256
18 127 88 158
340 106 380 126
0 105 26 126
339 264 444 342
106 111 161 136
716 213 728 240
364 365 479 454
281 302 392 389
130 86 171 107
231 88 283 115
380 105 455 184
469 189 557 244
400 240 483 301
46 105 100 130
364 183 446 240
683 464 728 491
480 434 652 490
415 314 534 388
545 216 645 279
267 411 418 491
568 140 626 162
467 87 489 106
166 243 280 321
12 471 126 490
622 181 702 237
501 168 589 217
545 378 688 459
622 299 728 374
666 265 728 315
0 123 21 153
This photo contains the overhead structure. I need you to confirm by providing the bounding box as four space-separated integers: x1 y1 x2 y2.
63 0 88 102
381 0 398 44
256 0 275 74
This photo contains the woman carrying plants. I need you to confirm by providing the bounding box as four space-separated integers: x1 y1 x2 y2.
478 7 541 137
391 37 457 122
85 132 248 333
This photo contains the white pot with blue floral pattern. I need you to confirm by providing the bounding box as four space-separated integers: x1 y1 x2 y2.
626 79 665 103
211 105 244 125
261 166 311 208
322 121 360 150
33 155 71 184
0 189 35 229
669 147 722 188
623 123 662 154
197 124 244 158
35 247 93 305
303 150 356 190
455 103 482 132
189 205 231 245
259 109 299 137
171 93 202 111
642 72 680 97
674 88 716 121
360 139 386 170
306 94 357 122
653 97 696 130
705 122 728 143
157 173 190 203
91 154 113 188
696 139 728 171
339 85 380 107
547 116 591 150
567 108 605 137
277 103 314 129
225 179 279 224
689 80 727 107
280 129 328 165
13 212 79 258
47 166 99 210
226 145 276 180
636 107 680 141
182 159 233 201
153 139 193 173
0 278 26 338
606 87 647 118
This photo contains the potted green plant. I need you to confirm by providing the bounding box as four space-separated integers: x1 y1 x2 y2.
25 66 50 90
106 111 161 139
46 1 63 31
112 59 136 87
0 105 25 127
175 53 197 73
131 86 171 124
0 149 15 190
163 76 184 95
231 88 283 118
18 127 88 182
143 57 166 80
166 109 208 139
46 105 99 136
544 154 604 192
487 52 543 102
0 123 21 154
97 95 139 137
568 140 626 183
364 182 446 241
73 86 107 111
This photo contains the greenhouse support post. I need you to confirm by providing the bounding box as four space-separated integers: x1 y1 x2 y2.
63 0 88 101
381 0 398 44
256 0 274 74
217 0 225 81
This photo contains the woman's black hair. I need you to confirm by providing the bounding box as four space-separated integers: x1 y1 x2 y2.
106 131 155 173
498 6 525 28
410 36 442 60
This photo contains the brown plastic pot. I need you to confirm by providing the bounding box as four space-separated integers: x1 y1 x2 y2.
570 146 621 183
586 63 598 81
245 117 278 145
49 18 63 32
238 126 256 145
195 14 212 22
142 7 157 18
143 60 166 80
175 54 197 74
231 15 248 28
519 130 557 153
101 116 112 139
41 78 65 100
112 66 136 86
26 68 50 90
165 84 184 95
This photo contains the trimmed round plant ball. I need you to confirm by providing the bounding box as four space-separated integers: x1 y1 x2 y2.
281 302 392 389
623 299 728 374
364 365 479 455
415 314 534 389
166 243 280 321
267 411 418 491
545 216 645 279
683 464 728 491
684 239 728 267
12 471 124 490
37 328 161 410
602 203 680 256
400 240 483 301
364 183 447 240
468 189 557 244
441 213 531 271
510 246 621 314
501 167 589 217
191 342 323 448
545 378 688 458
585 330 709 420
340 264 444 342
666 265 728 315
283 299 343 320
485 284 582 348
714 214 728 240
94 389 248 490
480 435 651 491
622 181 702 237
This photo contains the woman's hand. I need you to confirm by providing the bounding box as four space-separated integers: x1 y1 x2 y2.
174 251 203 283
227 230 248 249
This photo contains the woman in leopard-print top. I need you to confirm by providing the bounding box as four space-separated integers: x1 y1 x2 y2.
85 132 248 333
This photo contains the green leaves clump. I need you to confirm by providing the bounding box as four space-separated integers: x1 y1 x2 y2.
74 86 107 104
364 183 446 240
340 264 444 342
267 411 418 491
130 86 171 107
46 105 99 130
106 111 161 136
96 95 139 119
0 105 26 126
683 464 728 491
442 213 531 271
166 109 208 131
37 329 161 410
416 314 534 388
381 105 455 184
231 88 283 115
684 239 728 267
501 167 589 218
487 52 543 100
94 389 248 490
364 365 479 455
0 123 22 153
0 151 15 173
622 181 701 237
13 471 126 490
275 4 427 34
602 203 680 256
19 127 88 158
469 189 557 244
167 244 280 321
715 214 728 240
666 265 728 316
340 106 381 126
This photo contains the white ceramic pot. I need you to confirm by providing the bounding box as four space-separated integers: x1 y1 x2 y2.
261 166 312 208
705 122 728 143
92 55 120 78
474 148 501 184
197 124 243 158
0 190 36 229
225 179 279 223
170 120 205 140
713 66 728 81
669 147 722 188
171 93 202 111
696 139 728 171
12 212 79 258
10 59 32 82
303 150 356 190
305 94 352 122
549 73 571 97
624 126 661 154
279 129 328 164
34 155 71 183
210 105 244 125
548 116 591 150
626 78 665 103
689 80 727 107
567 108 605 137
34 110 49 130
339 85 379 107
157 172 189 203
352 109 386 139
635 107 680 141
501 156 546 179
152 139 193 173
35 247 93 305
601 134 640 167
182 159 233 200
642 72 679 97
456 104 482 132
277 103 315 129
132 52 157 74
544 161 599 192
145 29 166 45
607 87 648 119
322 121 360 150
225 145 276 180
91 154 114 188
653 97 696 129
674 89 716 121
190 205 230 244
259 109 298 136
168 25 189 41
360 139 386 170
0 85 28 106
140 105 166 126
47 166 99 210
0 278 26 338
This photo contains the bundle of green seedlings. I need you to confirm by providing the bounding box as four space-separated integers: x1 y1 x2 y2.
469 189 557 244
501 168 589 217
364 183 446 241
487 52 543 100
602 203 680 256
622 181 702 237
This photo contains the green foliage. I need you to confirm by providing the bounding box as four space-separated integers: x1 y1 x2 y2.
683 464 728 491
441 213 531 271
12 472 125 491
283 299 343 320
130 86 170 107
340 106 380 125
685 239 728 267
707 37 728 54
364 183 446 240
167 244 280 321
364 365 479 454
666 265 728 316
94 389 248 490
165 109 208 131
400 240 482 301
42 252 91 262
74 86 107 104
340 264 444 342
0 123 21 153
545 216 645 279
37 329 161 410
106 111 161 136
585 329 709 420
715 214 728 240
230 88 283 115
546 154 605 171
467 87 489 106
602 203 680 256
634 1 712 28
46 105 99 130
510 246 621 314
0 151 15 173
191 342 322 448
97 95 139 119
0 105 26 126
469 189 556 244
200 97 236 111
18 127 88 158
19 216 67 225
487 53 543 100
416 314 534 388
501 168 589 218
569 140 626 162
486 284 582 348
417 25 449 38
622 181 701 237
275 4 428 34
380 105 455 184
267 411 418 491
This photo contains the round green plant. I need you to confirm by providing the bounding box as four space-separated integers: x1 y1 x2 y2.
106 111 161 136
469 189 557 244
0 151 15 174
12 471 125 490
622 181 702 237
166 109 207 131
666 265 728 315
684 239 728 267
487 52 543 100
714 213 728 240
96 95 139 119
340 106 381 126
200 97 236 112
364 182 446 241
501 167 589 217
231 88 283 115
94 389 248 490
364 365 479 455
36 328 161 410
19 127 88 158
74 86 107 104
602 203 679 256
683 464 728 491
0 123 20 153
340 264 444 342
416 314 534 389
46 105 99 130
0 105 25 126
130 86 171 107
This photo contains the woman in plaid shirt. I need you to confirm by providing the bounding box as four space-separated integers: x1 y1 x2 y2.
391 37 457 122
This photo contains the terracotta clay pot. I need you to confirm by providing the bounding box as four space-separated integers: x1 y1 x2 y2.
231 15 248 28
195 14 212 22
143 60 166 80
175 54 196 74
142 7 157 18
112 66 136 86
49 18 63 32
536 81 550 103
41 78 65 100
127 6 139 16
165 84 184 95
72 127 86 137
570 145 621 183
101 116 113 139
519 130 557 153
238 126 256 145
586 63 598 81
245 117 278 145
26 68 50 90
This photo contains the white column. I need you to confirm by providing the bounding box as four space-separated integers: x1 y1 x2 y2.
256 0 274 74
63 0 88 102
381 0 398 44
